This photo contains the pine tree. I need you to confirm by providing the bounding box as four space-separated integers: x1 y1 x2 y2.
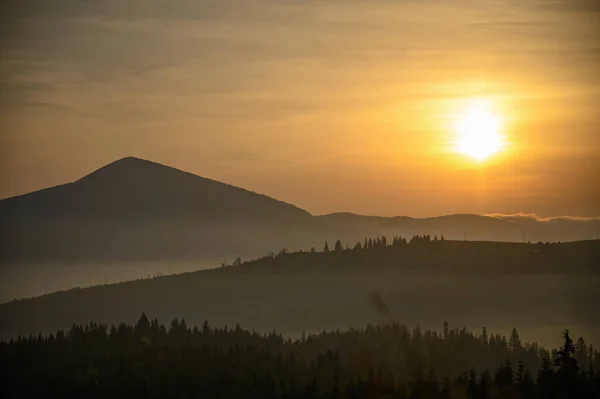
494 362 513 397
202 320 211 334
509 327 522 352
555 329 580 396
135 312 150 337
334 240 343 252
516 359 524 383
555 330 577 370
575 336 588 369
519 368 535 399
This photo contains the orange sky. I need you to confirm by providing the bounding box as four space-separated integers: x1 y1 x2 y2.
1 0 599 217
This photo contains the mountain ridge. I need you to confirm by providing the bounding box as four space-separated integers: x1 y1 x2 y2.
1 156 598 266
2 156 311 220
3 157 596 223
1 156 599 302
1 239 599 344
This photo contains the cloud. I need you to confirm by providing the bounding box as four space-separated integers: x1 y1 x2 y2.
0 0 242 22
0 81 68 113
539 0 600 12
485 213 600 223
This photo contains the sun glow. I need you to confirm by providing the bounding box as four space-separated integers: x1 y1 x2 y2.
453 101 505 161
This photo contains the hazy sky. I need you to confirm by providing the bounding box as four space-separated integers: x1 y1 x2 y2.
1 0 599 217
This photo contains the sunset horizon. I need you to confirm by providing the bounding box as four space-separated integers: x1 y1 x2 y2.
3 154 600 221
1 1 599 397
2 0 599 218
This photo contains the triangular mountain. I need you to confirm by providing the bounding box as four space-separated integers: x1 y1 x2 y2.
0 157 314 264
1 157 311 223
78 157 311 220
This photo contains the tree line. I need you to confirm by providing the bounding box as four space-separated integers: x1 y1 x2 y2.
218 234 593 276
1 315 598 398
322 234 439 253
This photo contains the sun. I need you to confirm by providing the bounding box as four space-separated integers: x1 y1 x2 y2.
453 101 505 161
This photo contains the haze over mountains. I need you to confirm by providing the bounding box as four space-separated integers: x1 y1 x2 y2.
1 157 598 301
1 238 599 348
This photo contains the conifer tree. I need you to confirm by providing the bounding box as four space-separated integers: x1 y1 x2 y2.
509 327 522 352
334 240 343 252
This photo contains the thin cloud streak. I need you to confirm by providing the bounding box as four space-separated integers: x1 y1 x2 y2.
486 213 600 223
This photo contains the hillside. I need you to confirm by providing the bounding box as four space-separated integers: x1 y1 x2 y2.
0 157 317 264
1 157 311 222
2 157 598 267
5 316 599 398
1 239 599 347
1 156 599 302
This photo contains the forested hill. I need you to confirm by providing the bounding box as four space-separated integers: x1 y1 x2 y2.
1 238 599 342
2 316 599 398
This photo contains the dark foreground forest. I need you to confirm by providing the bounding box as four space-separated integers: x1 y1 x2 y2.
2 315 599 398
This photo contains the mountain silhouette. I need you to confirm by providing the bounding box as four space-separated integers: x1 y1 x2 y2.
2 157 598 264
1 157 599 302
1 157 311 223
0 157 322 267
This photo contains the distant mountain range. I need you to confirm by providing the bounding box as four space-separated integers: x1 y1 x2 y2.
1 156 598 265
1 156 598 301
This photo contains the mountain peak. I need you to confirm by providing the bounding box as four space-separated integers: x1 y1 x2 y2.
96 156 153 167
65 156 312 222
106 156 150 167
1 156 312 239
76 156 174 184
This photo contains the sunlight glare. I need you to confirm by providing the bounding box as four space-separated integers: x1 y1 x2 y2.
453 101 505 161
